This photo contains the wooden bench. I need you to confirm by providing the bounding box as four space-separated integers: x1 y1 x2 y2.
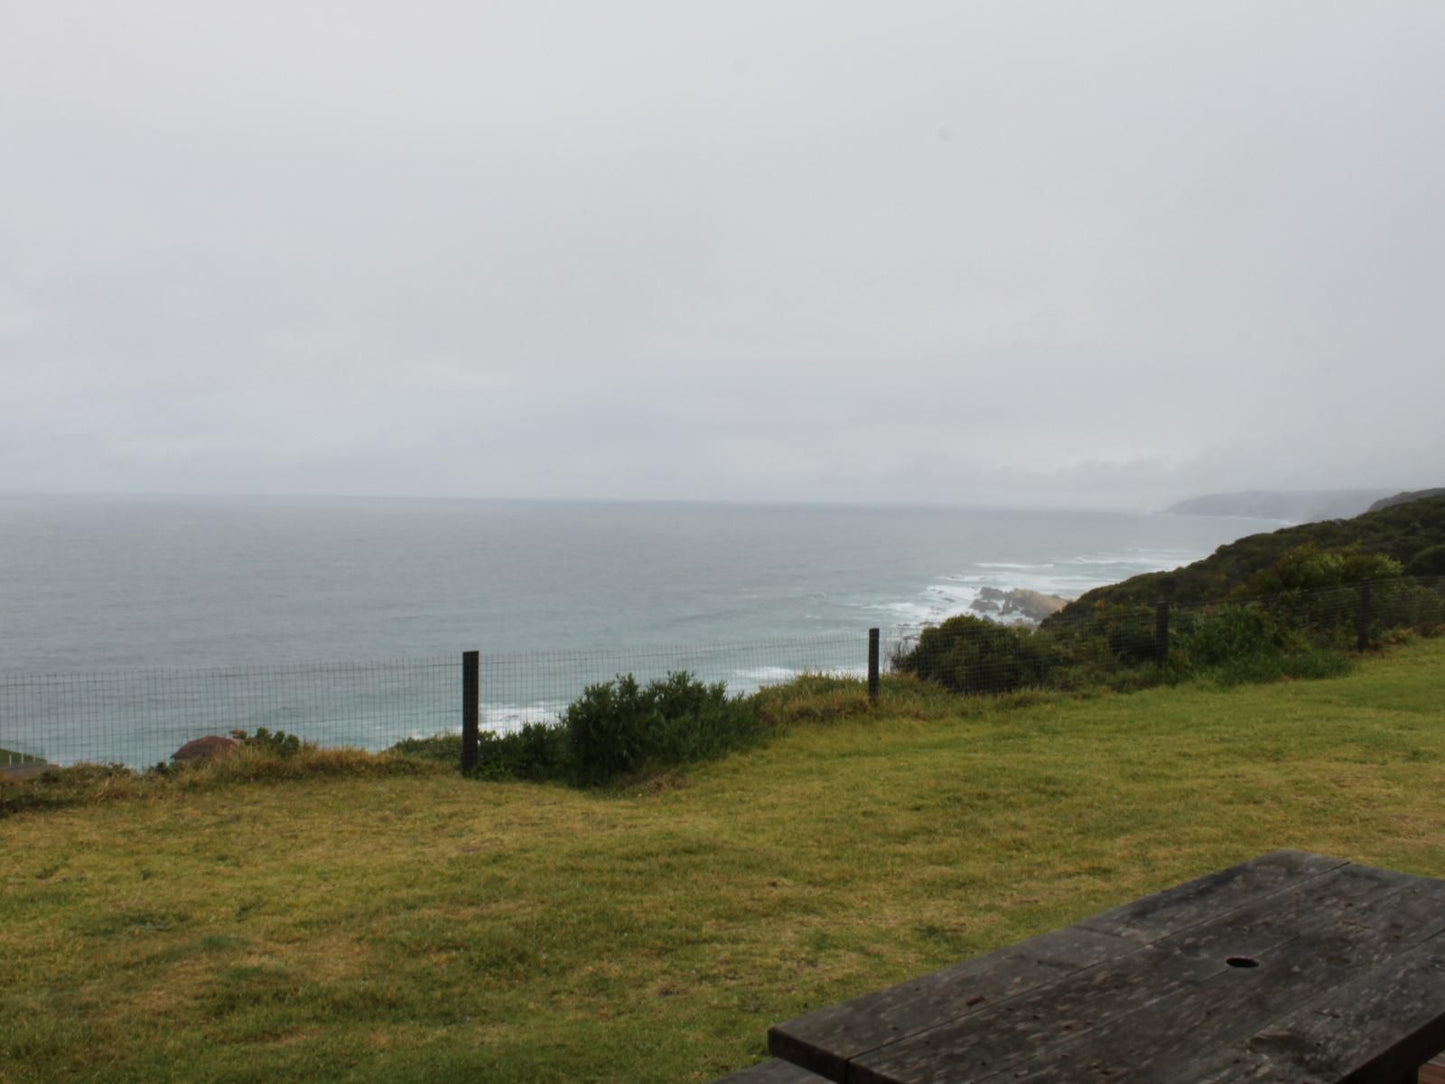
722 851 1445 1083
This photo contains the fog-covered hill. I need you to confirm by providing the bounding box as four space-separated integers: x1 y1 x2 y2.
1369 488 1445 513
1164 489 1390 523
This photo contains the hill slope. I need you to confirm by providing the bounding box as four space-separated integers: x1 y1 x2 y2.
1051 494 1445 617
1369 487 1445 513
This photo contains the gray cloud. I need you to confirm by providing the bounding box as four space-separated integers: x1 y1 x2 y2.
4 1 1444 506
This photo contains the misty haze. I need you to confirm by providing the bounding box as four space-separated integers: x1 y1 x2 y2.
4 3 1442 507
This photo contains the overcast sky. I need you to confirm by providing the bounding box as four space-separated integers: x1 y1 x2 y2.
3 2 1443 509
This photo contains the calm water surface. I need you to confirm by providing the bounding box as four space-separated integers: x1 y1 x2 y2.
0 494 1278 670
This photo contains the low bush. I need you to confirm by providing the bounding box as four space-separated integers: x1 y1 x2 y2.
385 674 765 787
387 733 461 763
1248 544 1404 595
474 722 570 782
1406 546 1445 577
899 586 1392 702
388 727 569 781
1101 606 1163 665
894 615 1053 695
564 671 762 787
1174 604 1297 668
231 727 305 757
1374 578 1445 636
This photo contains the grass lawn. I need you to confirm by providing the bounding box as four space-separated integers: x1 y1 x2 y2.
2 639 1443 1083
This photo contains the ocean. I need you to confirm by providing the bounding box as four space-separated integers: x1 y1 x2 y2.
0 495 1279 765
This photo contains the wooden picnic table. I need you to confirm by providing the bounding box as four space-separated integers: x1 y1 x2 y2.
749 851 1445 1083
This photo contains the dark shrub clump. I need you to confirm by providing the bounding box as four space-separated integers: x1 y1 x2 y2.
894 614 1052 695
564 671 763 786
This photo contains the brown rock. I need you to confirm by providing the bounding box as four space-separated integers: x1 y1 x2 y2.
171 735 241 762
999 589 1070 621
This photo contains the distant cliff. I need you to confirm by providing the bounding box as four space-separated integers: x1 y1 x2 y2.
1164 489 1390 523
1368 488 1445 513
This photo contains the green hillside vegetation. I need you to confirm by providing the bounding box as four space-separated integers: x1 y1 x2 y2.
884 496 1445 702
1050 494 1445 615
2 640 1443 1083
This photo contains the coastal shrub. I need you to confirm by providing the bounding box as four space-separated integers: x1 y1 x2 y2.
1249 544 1403 595
563 671 761 786
387 733 461 763
1174 604 1297 668
1406 546 1445 577
1041 604 1164 676
1369 577 1445 636
1261 579 1442 648
231 727 305 757
474 722 569 782
1102 605 1162 665
895 615 1052 695
387 727 569 780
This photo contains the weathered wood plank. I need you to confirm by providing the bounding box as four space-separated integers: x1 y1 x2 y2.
971 877 1445 1084
847 864 1431 1084
768 924 1129 1080
1079 849 1348 944
710 1056 833 1083
1182 931 1445 1083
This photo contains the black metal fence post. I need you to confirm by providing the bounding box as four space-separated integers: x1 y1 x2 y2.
1356 582 1373 652
1154 601 1171 663
868 628 880 704
462 650 479 772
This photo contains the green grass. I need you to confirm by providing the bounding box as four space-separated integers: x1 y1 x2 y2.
2 640 1443 1082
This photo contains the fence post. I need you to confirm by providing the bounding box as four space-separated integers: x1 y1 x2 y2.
1356 582 1373 652
462 650 479 772
1154 601 1170 663
868 628 880 704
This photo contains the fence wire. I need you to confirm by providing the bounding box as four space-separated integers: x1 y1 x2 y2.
3 576 1440 771
0 657 457 770
475 635 862 735
0 635 864 770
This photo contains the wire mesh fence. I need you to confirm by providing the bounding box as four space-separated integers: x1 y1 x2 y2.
3 576 1440 772
0 657 457 770
474 634 863 732
0 634 867 770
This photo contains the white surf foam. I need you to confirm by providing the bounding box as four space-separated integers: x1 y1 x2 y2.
482 702 567 734
882 544 1215 635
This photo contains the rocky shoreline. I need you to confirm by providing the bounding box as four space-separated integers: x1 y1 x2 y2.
969 587 1071 623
